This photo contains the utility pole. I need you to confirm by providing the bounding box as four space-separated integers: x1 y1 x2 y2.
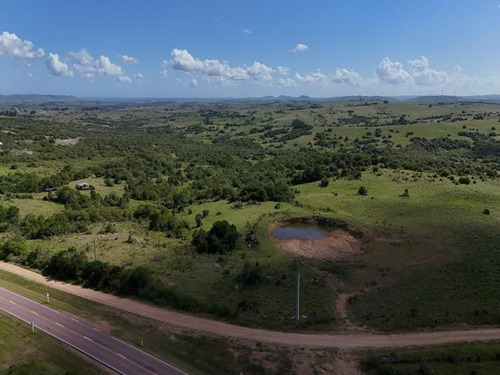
31 321 35 333
296 272 300 320
46 293 50 304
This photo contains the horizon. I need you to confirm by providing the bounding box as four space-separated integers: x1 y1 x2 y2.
1 0 500 97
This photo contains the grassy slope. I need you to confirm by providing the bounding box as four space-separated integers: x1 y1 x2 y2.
295 170 500 331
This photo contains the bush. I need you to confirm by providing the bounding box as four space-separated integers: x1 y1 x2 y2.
0 239 27 260
358 186 368 196
458 176 471 185
237 262 264 286
319 177 329 188
44 247 88 282
483 208 490 215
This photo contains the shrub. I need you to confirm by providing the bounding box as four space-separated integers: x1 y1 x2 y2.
483 208 490 215
458 176 471 185
358 186 368 196
0 238 27 260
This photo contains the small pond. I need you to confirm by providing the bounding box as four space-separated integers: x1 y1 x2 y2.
273 223 329 240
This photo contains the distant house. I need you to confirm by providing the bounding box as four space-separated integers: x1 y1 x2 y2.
76 181 95 191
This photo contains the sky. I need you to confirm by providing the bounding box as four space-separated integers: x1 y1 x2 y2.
1 0 500 98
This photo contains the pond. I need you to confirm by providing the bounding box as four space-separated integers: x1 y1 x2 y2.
273 223 329 240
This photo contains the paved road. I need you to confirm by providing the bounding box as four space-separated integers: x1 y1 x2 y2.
0 287 186 375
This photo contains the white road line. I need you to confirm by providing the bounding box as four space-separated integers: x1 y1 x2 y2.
30 310 38 315
55 322 64 327
111 335 188 374
0 287 185 374
8 300 15 305
0 301 144 375
117 353 127 359
92 327 100 332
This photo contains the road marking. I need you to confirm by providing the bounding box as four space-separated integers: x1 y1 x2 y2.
56 322 64 327
92 327 100 332
8 300 15 305
111 335 188 374
0 287 183 374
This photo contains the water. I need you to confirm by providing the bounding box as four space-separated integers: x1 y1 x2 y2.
273 223 329 240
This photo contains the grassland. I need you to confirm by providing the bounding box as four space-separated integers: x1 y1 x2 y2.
361 343 500 374
1 98 500 371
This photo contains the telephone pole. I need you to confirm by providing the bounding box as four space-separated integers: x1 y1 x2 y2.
296 272 300 320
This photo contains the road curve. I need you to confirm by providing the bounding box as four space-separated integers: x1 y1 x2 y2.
1 261 500 349
0 286 186 375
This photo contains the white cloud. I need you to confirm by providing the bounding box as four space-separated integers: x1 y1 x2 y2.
159 69 169 78
277 66 290 75
277 77 298 87
169 48 273 82
133 73 144 79
376 57 412 84
117 75 131 83
95 55 123 75
292 43 308 52
333 68 362 85
241 29 252 34
119 54 139 64
247 61 273 82
69 49 124 79
450 64 478 87
189 78 198 87
408 56 448 85
161 59 169 67
26 72 33 78
46 53 73 77
295 70 328 85
0 31 44 59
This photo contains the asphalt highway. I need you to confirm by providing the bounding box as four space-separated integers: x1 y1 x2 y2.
0 286 187 375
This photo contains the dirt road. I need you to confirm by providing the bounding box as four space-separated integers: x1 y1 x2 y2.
1 261 500 349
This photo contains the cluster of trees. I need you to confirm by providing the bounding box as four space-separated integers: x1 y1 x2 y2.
133 204 188 238
192 221 240 254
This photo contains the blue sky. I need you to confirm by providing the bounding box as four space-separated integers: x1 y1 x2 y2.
1 0 499 97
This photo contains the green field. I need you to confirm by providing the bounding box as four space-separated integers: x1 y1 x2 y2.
1 98 500 371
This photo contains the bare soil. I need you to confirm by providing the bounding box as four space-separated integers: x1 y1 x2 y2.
273 228 362 260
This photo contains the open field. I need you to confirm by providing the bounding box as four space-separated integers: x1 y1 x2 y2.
0 98 500 371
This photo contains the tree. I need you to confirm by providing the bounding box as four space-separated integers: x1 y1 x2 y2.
195 213 203 227
358 186 368 196
192 220 240 254
320 177 329 188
